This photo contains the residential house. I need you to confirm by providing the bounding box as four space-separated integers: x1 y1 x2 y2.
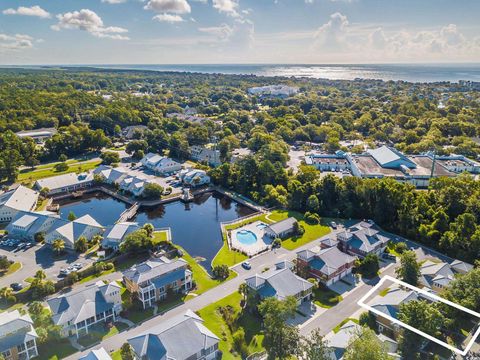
93 166 128 186
419 260 455 292
102 222 140 251
79 348 112 360
34 173 93 195
368 286 419 338
5 211 59 241
122 125 148 140
450 259 474 274
305 151 350 172
337 221 390 258
141 153 182 175
245 262 313 305
0 186 39 223
47 281 122 338
324 320 361 360
296 246 356 286
123 257 192 309
190 145 221 167
0 310 38 360
45 214 104 250
264 217 298 239
180 169 211 187
127 310 219 360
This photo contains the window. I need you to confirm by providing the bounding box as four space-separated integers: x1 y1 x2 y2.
1 350 11 358
17 343 26 352
26 340 35 349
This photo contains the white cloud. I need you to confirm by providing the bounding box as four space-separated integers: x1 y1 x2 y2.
144 0 191 14
3 5 51 19
0 34 34 51
101 0 128 3
198 23 234 41
314 12 349 50
52 9 129 40
153 13 185 23
212 0 239 17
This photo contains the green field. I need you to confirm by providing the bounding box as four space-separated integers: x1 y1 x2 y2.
197 291 264 360
18 159 101 184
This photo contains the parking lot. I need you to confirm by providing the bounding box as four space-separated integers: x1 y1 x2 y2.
0 238 95 289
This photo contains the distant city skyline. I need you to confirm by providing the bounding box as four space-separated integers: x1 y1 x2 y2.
0 0 479 65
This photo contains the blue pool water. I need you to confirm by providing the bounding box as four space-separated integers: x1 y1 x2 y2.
236 230 258 245
256 223 267 230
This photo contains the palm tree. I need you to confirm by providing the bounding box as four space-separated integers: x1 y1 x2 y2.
52 239 65 255
238 283 249 308
91 234 103 246
34 269 46 281
0 287 13 304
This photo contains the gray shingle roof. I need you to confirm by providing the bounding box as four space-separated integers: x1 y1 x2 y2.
0 310 38 353
79 348 112 360
123 257 188 285
0 185 38 212
47 281 120 326
128 310 219 360
266 217 297 236
246 267 313 300
306 247 356 276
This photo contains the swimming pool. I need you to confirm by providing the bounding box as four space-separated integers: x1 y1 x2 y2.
236 230 258 245
256 223 268 230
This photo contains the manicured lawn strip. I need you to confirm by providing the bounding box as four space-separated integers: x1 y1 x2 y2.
175 245 236 296
77 322 129 347
0 262 22 277
313 286 343 308
18 160 101 184
37 339 77 360
197 292 264 360
35 198 50 211
78 268 116 284
265 210 331 250
153 230 168 243
212 243 248 268
123 302 155 324
111 350 121 360
333 318 359 333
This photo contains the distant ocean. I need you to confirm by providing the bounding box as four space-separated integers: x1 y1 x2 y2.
91 63 480 83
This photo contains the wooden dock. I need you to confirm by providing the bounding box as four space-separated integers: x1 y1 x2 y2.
117 202 139 223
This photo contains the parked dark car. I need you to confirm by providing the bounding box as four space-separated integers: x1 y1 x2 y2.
10 283 23 292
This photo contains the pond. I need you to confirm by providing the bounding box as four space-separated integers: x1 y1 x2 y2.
57 191 130 226
134 191 256 270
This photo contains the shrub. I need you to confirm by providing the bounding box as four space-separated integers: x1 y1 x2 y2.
212 264 230 280
304 211 320 224
54 162 69 172
395 242 408 254
232 327 248 356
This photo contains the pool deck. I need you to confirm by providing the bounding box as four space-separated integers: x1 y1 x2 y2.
230 220 272 256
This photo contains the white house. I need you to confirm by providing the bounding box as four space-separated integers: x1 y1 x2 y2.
102 222 140 251
180 169 211 187
34 173 93 195
5 210 59 241
0 186 39 223
45 214 104 249
47 281 122 338
190 145 221 167
0 310 38 360
141 153 182 175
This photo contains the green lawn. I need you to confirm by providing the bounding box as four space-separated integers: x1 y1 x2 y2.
197 291 264 360
37 339 77 360
313 286 343 308
77 322 129 347
0 262 22 277
78 268 116 284
333 318 359 333
18 159 102 184
153 230 169 243
379 287 391 297
175 245 236 296
267 210 331 250
111 350 121 360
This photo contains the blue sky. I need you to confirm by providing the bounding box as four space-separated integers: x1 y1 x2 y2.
0 0 479 64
